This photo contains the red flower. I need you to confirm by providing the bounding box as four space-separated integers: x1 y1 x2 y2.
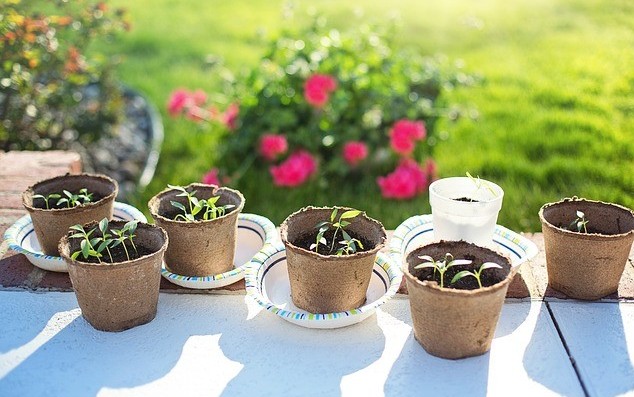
377 159 428 200
222 103 239 130
342 141 368 166
389 119 426 156
259 134 288 161
270 150 317 187
202 168 221 186
304 74 337 108
424 158 438 181
167 89 192 117
191 89 207 106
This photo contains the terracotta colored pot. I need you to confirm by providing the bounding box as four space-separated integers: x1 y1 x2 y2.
403 241 513 359
22 173 118 256
539 197 634 300
148 183 245 276
281 206 387 314
59 221 168 332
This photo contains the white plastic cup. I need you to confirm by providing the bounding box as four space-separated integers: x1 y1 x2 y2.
429 177 504 246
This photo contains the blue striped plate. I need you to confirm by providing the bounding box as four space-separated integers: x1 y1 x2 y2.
389 214 539 268
160 213 278 289
245 243 402 329
3 202 147 273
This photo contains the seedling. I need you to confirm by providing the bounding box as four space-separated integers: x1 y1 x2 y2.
466 172 498 198
336 237 364 256
32 193 61 210
57 188 94 208
69 224 104 263
69 218 140 263
111 220 139 261
569 210 588 233
168 184 234 222
451 262 503 288
414 253 472 288
310 208 362 254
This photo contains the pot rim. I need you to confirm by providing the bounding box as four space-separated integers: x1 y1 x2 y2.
22 173 118 214
402 241 514 297
59 221 168 270
280 205 387 260
538 197 634 240
148 183 245 226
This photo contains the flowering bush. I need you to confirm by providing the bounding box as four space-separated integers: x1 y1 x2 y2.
0 0 129 151
168 15 475 199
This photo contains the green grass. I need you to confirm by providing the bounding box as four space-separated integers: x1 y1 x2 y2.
99 0 633 230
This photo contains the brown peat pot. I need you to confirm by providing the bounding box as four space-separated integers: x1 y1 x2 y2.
280 206 386 314
22 173 118 256
59 221 168 332
148 183 245 276
403 241 514 359
539 197 634 300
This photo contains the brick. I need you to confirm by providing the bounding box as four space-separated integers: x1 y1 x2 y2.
0 193 24 209
0 209 25 240
0 151 81 177
39 271 73 291
0 253 38 289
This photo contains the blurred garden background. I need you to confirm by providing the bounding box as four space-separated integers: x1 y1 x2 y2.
4 0 634 230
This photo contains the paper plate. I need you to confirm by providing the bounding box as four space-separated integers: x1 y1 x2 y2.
160 213 278 289
389 214 539 267
245 243 402 329
3 202 148 273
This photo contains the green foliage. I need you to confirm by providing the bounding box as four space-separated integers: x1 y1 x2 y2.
450 262 503 289
168 184 234 222
414 253 472 288
465 172 498 198
310 208 362 255
57 188 93 208
0 0 129 151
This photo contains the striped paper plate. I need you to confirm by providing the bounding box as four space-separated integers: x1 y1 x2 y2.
160 213 278 289
245 242 402 329
3 202 147 273
389 214 539 268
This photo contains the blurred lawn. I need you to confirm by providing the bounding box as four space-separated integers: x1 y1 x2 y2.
100 0 633 230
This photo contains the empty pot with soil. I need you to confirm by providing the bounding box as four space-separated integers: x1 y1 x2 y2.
429 176 504 246
539 197 634 300
148 183 245 276
59 219 168 332
22 173 118 255
403 240 513 359
280 206 387 314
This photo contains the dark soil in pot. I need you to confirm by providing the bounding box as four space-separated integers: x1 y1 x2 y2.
292 229 373 256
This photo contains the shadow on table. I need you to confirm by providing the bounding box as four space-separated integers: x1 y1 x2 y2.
0 293 247 395
544 301 634 397
218 304 386 396
0 291 78 354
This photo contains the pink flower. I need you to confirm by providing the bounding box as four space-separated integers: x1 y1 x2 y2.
191 89 207 106
304 74 337 108
259 134 288 161
202 168 221 186
389 119 426 156
167 89 192 116
342 141 368 166
222 103 239 130
377 159 428 200
270 150 317 187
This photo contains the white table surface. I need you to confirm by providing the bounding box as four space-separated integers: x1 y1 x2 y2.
0 291 614 396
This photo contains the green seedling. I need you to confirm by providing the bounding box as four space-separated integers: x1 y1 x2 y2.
311 208 362 254
336 237 364 256
56 188 93 208
451 262 503 289
32 193 61 210
168 184 234 222
569 210 588 233
111 220 139 261
466 172 498 198
69 224 104 263
414 253 472 288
